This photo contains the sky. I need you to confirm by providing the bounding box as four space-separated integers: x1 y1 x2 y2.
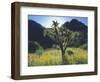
28 15 88 28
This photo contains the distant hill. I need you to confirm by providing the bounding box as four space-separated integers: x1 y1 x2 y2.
28 20 54 53
63 19 87 46
28 20 44 41
28 19 88 53
62 19 87 32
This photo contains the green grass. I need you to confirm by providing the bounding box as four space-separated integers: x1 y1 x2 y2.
28 48 88 66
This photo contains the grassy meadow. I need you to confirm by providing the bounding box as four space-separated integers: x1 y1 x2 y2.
28 48 88 66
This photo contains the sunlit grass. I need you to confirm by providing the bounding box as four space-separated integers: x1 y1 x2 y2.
64 48 88 64
28 49 62 66
28 48 88 66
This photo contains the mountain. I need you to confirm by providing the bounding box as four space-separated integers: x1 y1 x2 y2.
28 20 44 41
62 19 88 47
62 19 87 32
28 20 54 53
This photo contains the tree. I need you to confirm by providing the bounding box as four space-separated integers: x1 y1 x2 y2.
44 20 77 64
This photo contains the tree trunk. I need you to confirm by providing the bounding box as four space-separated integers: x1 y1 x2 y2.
61 50 66 65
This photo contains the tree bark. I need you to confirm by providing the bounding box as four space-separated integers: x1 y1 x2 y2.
61 50 67 65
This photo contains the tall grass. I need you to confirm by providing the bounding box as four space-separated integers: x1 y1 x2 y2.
28 48 88 66
28 49 62 66
64 48 88 64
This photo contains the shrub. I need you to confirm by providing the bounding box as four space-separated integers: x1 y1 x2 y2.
80 43 88 50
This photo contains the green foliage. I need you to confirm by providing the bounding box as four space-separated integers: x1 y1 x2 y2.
34 41 44 55
52 44 59 49
67 50 74 56
35 47 44 55
80 43 88 50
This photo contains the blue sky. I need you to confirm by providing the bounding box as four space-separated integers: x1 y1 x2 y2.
28 15 88 28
